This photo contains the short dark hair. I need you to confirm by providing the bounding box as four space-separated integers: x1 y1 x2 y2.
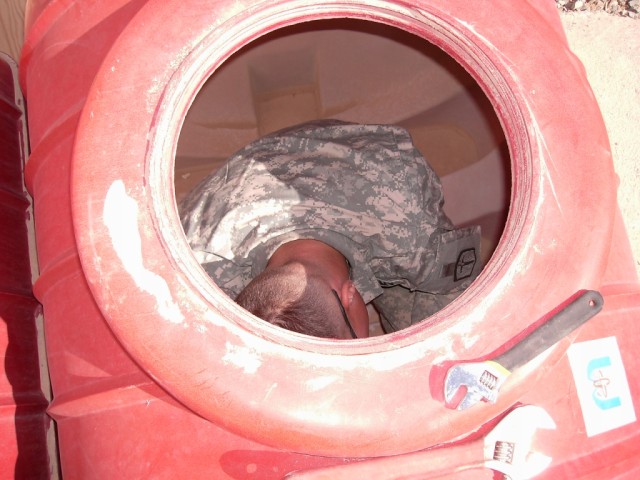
235 265 343 339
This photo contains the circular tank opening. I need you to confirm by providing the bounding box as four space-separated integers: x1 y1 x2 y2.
174 19 511 338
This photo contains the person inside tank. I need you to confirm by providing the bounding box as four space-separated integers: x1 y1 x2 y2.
180 119 481 339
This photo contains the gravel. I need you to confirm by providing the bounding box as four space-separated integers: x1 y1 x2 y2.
556 0 640 18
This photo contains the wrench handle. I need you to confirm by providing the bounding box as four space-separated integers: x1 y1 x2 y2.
495 289 603 372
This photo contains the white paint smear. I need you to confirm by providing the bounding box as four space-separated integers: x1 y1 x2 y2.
104 180 185 324
222 342 262 374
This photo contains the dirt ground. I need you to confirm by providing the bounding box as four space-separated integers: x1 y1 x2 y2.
560 11 640 278
557 0 640 17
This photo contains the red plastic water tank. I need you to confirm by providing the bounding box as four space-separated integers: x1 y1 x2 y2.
0 53 52 478
19 0 640 478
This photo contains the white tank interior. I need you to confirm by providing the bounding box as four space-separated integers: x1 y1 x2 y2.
175 20 511 332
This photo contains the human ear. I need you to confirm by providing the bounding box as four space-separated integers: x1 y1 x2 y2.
339 281 356 309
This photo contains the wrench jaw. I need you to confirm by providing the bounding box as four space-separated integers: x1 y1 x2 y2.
484 406 557 479
486 449 553 480
444 361 511 410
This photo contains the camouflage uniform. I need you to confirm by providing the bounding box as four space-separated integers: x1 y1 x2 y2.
180 120 481 331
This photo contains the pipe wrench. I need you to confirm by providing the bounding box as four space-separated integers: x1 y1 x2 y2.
444 289 603 410
284 405 556 480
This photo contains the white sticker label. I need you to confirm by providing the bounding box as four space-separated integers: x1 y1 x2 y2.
567 336 636 437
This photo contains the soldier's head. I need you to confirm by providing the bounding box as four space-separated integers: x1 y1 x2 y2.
236 262 369 339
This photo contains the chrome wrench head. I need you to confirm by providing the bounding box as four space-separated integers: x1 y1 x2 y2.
444 361 511 410
484 405 557 479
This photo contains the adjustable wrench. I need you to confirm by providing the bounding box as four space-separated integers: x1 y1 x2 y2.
283 405 556 480
444 289 603 410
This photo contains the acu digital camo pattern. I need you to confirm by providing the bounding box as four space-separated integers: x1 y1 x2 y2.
179 120 481 331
